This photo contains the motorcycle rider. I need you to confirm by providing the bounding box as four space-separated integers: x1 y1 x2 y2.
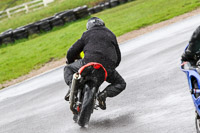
63 17 126 110
181 26 200 97
181 25 200 65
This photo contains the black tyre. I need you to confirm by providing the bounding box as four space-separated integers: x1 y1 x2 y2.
0 37 2 45
73 114 78 123
77 84 95 127
119 0 128 4
103 2 111 9
49 16 64 27
56 10 76 22
195 111 200 133
88 7 95 14
24 23 40 35
35 19 52 32
110 0 120 7
13 28 28 40
73 5 89 19
0 29 15 44
93 5 103 13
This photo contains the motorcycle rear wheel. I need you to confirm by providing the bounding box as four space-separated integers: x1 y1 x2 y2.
77 84 95 127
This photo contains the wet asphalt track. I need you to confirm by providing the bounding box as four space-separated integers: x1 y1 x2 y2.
1 14 200 133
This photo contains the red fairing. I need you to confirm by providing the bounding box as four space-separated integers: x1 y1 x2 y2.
93 64 101 69
78 62 108 81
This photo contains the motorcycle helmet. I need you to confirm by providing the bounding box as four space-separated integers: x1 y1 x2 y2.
86 17 105 30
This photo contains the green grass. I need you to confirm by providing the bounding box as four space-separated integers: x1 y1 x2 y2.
0 0 32 11
0 0 105 33
0 0 104 11
1 0 200 85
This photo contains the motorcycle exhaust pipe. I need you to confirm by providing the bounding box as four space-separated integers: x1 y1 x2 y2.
70 72 81 113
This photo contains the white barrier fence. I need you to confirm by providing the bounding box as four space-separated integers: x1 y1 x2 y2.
0 0 54 20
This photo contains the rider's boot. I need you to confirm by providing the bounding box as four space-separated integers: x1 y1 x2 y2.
73 114 78 123
64 83 71 101
97 91 107 110
64 89 70 101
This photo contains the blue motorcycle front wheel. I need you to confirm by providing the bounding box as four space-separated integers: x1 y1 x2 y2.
195 111 200 133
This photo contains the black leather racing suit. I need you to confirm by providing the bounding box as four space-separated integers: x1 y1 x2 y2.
182 26 200 64
64 26 126 97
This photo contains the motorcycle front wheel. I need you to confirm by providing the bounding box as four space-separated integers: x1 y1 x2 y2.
195 111 200 133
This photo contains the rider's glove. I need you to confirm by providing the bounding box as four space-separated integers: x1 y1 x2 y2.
181 53 188 62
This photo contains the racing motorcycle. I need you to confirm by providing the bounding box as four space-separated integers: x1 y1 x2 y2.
181 46 200 133
69 62 107 127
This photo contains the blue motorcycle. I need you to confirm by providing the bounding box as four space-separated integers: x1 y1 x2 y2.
181 58 200 133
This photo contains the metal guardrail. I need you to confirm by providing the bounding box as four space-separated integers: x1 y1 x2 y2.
0 0 54 20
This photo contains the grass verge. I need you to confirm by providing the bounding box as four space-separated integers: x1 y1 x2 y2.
0 0 105 33
0 0 200 86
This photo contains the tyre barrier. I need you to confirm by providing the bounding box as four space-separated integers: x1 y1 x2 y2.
55 10 76 23
35 17 53 32
23 23 40 35
13 27 28 40
110 0 120 7
49 16 64 27
102 2 111 9
88 7 95 14
0 0 132 45
0 29 14 45
73 5 89 19
93 5 103 13
119 0 128 3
